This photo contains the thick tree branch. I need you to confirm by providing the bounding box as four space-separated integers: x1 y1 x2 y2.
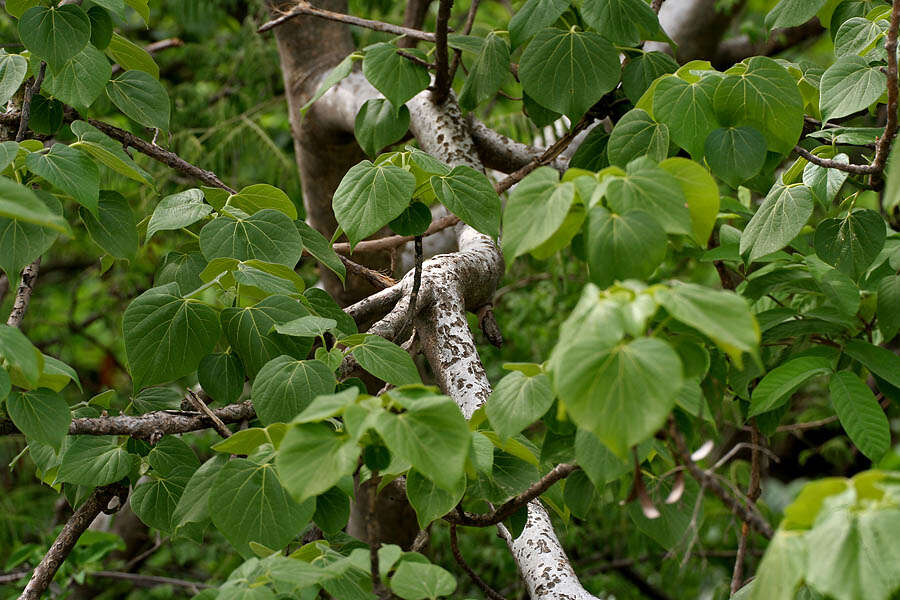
646 0 746 63
468 115 568 174
19 484 128 600
0 401 256 439
258 2 437 41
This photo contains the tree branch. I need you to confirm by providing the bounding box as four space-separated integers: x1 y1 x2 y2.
15 62 46 143
19 484 128 600
713 19 823 68
871 1 900 173
449 524 508 600
87 570 211 592
7 258 40 328
793 145 877 175
431 0 453 104
258 1 437 41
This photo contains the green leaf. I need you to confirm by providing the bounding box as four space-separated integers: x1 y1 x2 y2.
0 52 27 105
87 6 113 50
332 160 415 249
574 428 630 487
7 388 71 450
198 352 245 405
390 201 431 236
713 56 804 154
37 355 80 393
221 296 313 376
607 108 669 167
803 153 850 206
458 31 510 110
295 220 346 283
58 436 133 486
5 0 40 18
228 184 298 220
173 454 228 529
553 337 683 456
747 531 807 600
486 371 554 440
748 356 833 417
658 157 720 245
42 43 111 108
131 468 192 533
80 190 138 259
430 165 500 238
834 17 887 58
276 422 359 503
766 0 828 28
106 33 159 78
820 55 886 121
622 51 678 104
606 157 692 235
69 120 153 184
819 268 860 316
305 288 357 337
300 53 355 115
209 459 314 557
354 99 410 158
519 27 620 121
806 505 900 600
362 43 429 108
0 176 70 235
251 357 336 425
106 70 171 129
0 141 18 172
18 5 91 73
147 189 211 239
877 275 900 341
406 468 464 529
390 562 456 600
830 370 889 462
273 315 337 338
131 387 181 413
0 325 42 387
123 283 222 389
376 393 470 491
155 251 205 292
652 75 718 159
581 0 662 46
351 335 421 386
502 167 575 261
656 282 760 366
0 369 9 402
814 209 885 280
704 126 767 187
25 143 99 215
845 339 900 389
0 189 63 279
586 207 667 287
200 209 302 267
740 185 814 261
313 486 350 534
509 0 568 47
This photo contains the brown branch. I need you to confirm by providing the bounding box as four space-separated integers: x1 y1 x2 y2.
406 235 424 329
448 463 578 527
0 401 256 439
668 422 774 540
450 524 508 600
397 49 436 69
448 0 480 82
88 571 211 591
615 565 675 600
7 258 40 328
332 214 459 255
16 62 46 142
0 274 9 305
258 2 437 41
731 425 763 595
793 145 877 175
340 255 397 289
432 0 454 104
871 1 900 173
185 390 231 438
19 484 128 600
713 19 823 68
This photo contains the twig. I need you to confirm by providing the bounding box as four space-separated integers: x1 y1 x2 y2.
448 463 577 527
793 145 877 175
185 390 231 438
0 401 256 439
731 425 763 595
651 0 665 13
668 422 774 539
333 214 459 255
19 484 128 600
616 565 675 600
258 2 436 41
406 235 423 328
88 571 211 591
448 0 481 82
397 49 436 69
339 255 397 289
774 415 838 432
7 259 40 328
15 62 46 142
449 524 508 600
432 0 454 104
871 1 900 174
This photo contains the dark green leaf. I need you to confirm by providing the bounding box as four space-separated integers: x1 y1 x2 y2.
221 295 313 376
200 209 302 267
749 356 833 417
389 201 431 236
80 190 138 259
877 275 900 342
458 32 510 110
509 0 568 47
845 339 900 389
586 206 667 287
18 5 91 72
295 220 346 283
581 0 662 45
7 388 71 450
355 99 410 157
704 126 767 187
251 357 336 425
430 165 499 238
351 335 421 386
622 52 678 104
0 325 42 387
362 43 429 108
198 353 245 405
406 468 464 529
106 70 171 129
814 209 885 280
332 160 415 249
25 143 99 215
42 43 111 108
830 370 889 462
502 167 575 261
58 436 133 486
87 6 113 49
766 0 828 28
606 157 692 235
740 185 814 261
607 108 669 166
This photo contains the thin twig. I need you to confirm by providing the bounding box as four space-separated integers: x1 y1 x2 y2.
88 571 211 591
731 425 762 595
339 255 397 289
258 2 436 41
406 235 423 328
448 0 481 82
397 49 436 69
448 463 577 527
366 471 386 597
332 214 459 255
432 0 454 104
871 1 900 174
793 145 877 175
449 524 508 600
19 484 128 600
15 62 46 142
185 390 231 438
7 259 41 328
